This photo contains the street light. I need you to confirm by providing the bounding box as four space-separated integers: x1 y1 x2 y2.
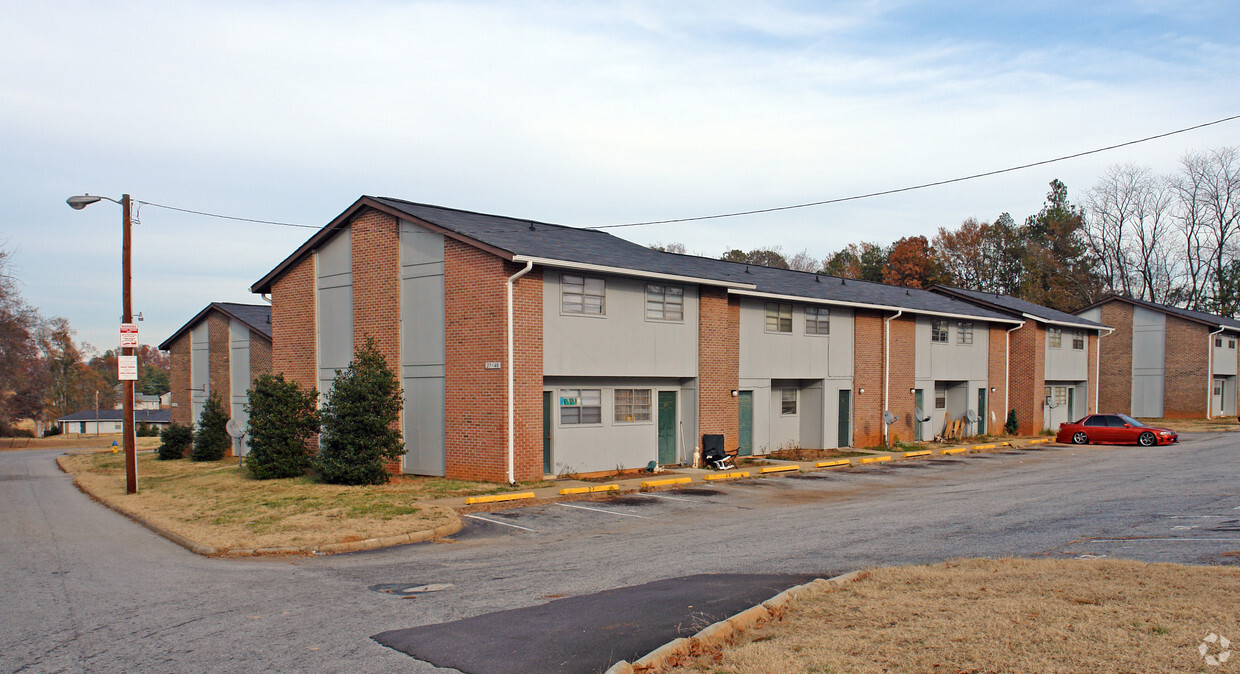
66 193 138 495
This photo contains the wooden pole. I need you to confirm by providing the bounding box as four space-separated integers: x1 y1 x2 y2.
122 194 137 495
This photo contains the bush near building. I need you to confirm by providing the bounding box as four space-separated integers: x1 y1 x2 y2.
191 393 230 462
157 422 192 460
245 373 319 480
316 337 404 485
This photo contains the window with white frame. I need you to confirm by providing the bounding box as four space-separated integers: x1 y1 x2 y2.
765 302 793 333
645 284 684 321
559 388 601 424
781 389 798 415
562 274 605 315
1072 330 1085 350
931 320 949 343
1053 386 1068 405
1048 327 1062 348
614 389 652 423
956 321 973 345
934 382 946 409
805 306 830 335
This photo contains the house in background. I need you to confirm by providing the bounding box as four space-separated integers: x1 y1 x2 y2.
932 286 1111 435
248 196 1071 483
56 409 171 435
1075 296 1240 419
159 302 273 456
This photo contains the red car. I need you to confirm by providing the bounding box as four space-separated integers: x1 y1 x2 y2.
1055 413 1178 446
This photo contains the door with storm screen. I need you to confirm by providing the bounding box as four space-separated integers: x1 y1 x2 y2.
657 391 677 465
737 391 753 456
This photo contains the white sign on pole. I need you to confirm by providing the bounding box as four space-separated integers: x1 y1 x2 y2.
120 323 139 348
118 355 139 381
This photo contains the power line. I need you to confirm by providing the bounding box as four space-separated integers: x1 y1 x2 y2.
135 200 318 229
588 113 1240 230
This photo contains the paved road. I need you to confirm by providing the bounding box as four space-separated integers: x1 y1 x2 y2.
2 433 1237 672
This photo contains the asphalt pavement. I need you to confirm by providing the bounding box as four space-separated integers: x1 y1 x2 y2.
2 432 1237 672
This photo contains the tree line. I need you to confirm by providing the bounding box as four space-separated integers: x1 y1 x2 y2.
0 247 170 435
687 146 1238 316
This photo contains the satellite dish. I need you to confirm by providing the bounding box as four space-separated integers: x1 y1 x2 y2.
914 407 931 422
882 410 896 425
226 418 246 439
965 409 979 423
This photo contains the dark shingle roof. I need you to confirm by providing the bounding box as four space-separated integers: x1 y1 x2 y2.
251 196 1022 322
1075 296 1240 331
57 409 172 423
932 286 1108 329
158 302 272 351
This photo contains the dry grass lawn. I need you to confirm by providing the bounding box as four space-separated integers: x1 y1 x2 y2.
59 452 541 552
2 434 161 451
669 558 1240 673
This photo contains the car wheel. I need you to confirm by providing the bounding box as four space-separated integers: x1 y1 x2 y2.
1072 431 1089 445
1138 431 1156 447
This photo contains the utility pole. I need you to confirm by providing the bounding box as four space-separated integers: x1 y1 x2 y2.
121 194 137 494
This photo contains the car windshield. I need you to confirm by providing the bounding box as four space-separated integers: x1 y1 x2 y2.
1117 414 1146 427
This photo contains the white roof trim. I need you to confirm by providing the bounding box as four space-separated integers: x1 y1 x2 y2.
728 289 1022 324
1021 313 1109 331
511 255 757 289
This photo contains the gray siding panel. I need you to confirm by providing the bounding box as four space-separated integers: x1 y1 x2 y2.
229 319 251 456
316 229 353 396
1131 306 1165 416
738 298 854 380
190 323 209 424
399 220 446 476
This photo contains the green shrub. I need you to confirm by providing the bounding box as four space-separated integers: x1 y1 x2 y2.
136 422 154 437
1004 409 1018 435
245 373 320 480
44 425 62 437
157 422 193 460
315 336 404 485
191 393 231 462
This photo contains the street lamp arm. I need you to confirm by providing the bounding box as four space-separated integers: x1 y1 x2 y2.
66 194 123 210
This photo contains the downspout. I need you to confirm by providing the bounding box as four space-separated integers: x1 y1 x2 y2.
883 310 903 446
506 260 534 485
1093 327 1114 413
1004 322 1025 429
1207 326 1225 419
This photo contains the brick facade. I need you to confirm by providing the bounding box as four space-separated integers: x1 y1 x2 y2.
986 324 1008 433
443 241 545 482
271 256 317 392
1096 301 1133 414
886 315 916 444
169 338 191 426
1008 322 1047 435
852 310 884 447
1163 316 1209 418
697 287 740 455
250 336 272 384
1086 332 1098 415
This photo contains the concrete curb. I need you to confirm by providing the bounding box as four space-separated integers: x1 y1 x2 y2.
609 570 866 673
56 454 464 558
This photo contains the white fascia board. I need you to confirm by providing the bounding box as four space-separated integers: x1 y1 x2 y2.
1021 313 1112 331
511 255 756 289
728 289 1022 324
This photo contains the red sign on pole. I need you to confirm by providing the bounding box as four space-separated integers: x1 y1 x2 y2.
120 323 139 348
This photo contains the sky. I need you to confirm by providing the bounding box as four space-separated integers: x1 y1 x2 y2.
2 0 1238 351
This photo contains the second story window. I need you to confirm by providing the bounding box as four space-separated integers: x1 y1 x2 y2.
805 306 830 335
765 302 792 333
562 274 605 315
645 284 684 321
931 320 949 343
1048 328 1062 348
956 321 973 345
1072 331 1085 350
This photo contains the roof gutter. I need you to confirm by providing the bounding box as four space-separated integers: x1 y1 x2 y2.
883 310 903 447
729 289 1021 324
1207 326 1225 420
1020 313 1108 331
506 260 535 485
511 255 755 290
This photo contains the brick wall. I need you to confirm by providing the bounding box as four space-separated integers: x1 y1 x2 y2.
443 241 544 482
250 335 273 385
852 310 884 447
169 337 191 426
1163 316 1209 418
1097 301 1133 414
271 256 317 392
886 315 916 444
349 209 403 474
1086 332 1098 414
1008 322 1046 435
697 287 739 454
986 324 1008 433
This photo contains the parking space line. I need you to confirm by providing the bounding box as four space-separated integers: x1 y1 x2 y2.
636 493 698 503
464 514 537 532
1089 537 1240 542
555 503 646 518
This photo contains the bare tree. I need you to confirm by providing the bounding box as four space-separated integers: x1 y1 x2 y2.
1182 147 1240 314
1086 164 1176 302
786 249 820 273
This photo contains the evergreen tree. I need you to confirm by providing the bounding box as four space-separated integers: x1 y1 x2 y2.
191 392 231 461
245 373 319 480
316 337 404 485
157 421 192 460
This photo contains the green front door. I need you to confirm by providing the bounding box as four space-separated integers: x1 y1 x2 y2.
737 391 753 456
657 391 677 465
977 388 987 435
914 389 924 441
1067 388 1074 422
542 391 552 475
837 390 851 448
